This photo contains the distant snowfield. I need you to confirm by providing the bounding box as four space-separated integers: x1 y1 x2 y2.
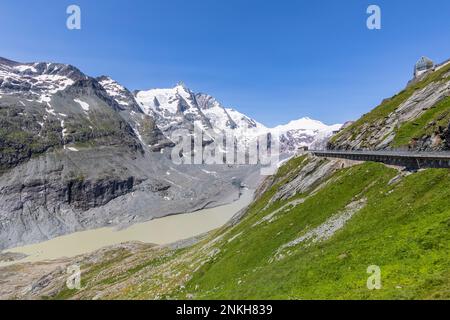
272 117 342 133
14 65 37 73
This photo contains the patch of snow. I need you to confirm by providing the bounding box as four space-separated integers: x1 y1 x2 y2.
98 77 131 106
60 119 68 149
74 99 90 111
201 169 217 175
46 107 56 116
34 74 74 94
38 95 51 104
14 65 38 73
132 126 145 144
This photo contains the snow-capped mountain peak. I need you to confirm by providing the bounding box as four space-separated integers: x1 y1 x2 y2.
97 76 143 113
271 117 342 151
0 58 87 103
0 55 343 155
97 76 131 106
135 83 341 152
136 84 194 115
273 117 334 132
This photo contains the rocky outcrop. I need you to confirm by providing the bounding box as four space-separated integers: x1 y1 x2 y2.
270 156 357 203
329 60 450 151
66 177 136 210
407 122 450 151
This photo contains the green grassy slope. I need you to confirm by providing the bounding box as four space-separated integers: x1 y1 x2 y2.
330 62 450 149
392 96 450 147
43 155 450 300
177 159 450 299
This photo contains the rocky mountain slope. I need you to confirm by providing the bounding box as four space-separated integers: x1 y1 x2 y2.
0 57 261 250
329 59 450 151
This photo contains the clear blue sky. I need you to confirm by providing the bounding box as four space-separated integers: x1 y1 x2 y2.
2 0 450 126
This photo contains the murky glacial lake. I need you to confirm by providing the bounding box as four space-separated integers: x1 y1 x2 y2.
1 190 254 266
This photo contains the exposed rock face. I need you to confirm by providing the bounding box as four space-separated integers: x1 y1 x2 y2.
444 123 450 149
408 123 450 151
329 60 450 151
0 57 262 250
66 177 136 210
270 156 351 202
96 76 172 150
0 69 144 171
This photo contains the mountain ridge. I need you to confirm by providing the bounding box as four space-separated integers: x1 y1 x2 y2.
134 83 342 152
0 56 341 153
329 58 450 151
0 56 263 250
